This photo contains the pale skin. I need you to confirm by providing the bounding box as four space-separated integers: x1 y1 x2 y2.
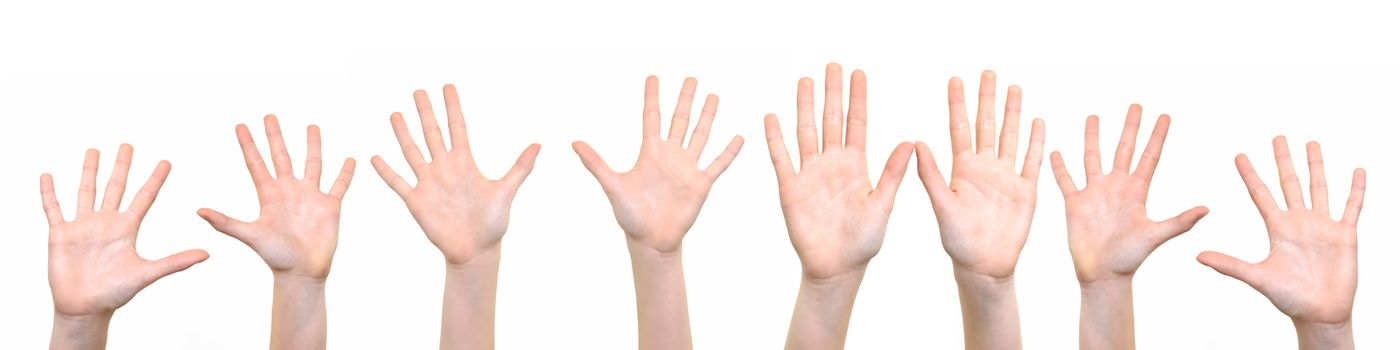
44 145 209 350
1198 136 1364 350
914 70 1044 350
764 63 914 350
370 85 542 350
197 115 356 350
1047 105 1209 350
573 76 743 350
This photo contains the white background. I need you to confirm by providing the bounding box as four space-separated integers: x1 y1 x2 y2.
2 1 1397 349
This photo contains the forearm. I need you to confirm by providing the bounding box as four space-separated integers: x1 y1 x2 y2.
785 269 866 350
441 247 502 350
50 312 112 350
271 273 328 350
1294 319 1354 350
1078 277 1134 350
626 238 692 350
953 267 1022 350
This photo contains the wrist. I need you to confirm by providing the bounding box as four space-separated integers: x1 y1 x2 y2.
51 311 113 349
446 245 503 272
1294 318 1354 350
626 235 683 262
953 266 1015 294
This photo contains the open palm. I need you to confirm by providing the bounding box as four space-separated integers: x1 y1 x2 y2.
199 115 356 279
916 71 1044 279
371 85 541 265
574 76 743 253
764 64 913 280
44 145 208 317
1199 137 1364 324
1051 105 1208 282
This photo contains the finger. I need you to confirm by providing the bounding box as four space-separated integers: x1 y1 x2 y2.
845 69 868 152
687 94 719 157
796 77 819 166
501 143 543 191
703 136 744 181
1083 116 1103 178
764 114 796 182
874 142 915 206
914 142 952 205
77 148 99 215
1197 251 1262 290
389 112 429 176
667 77 698 142
101 144 134 212
1341 168 1365 226
235 124 274 187
998 85 1022 160
1236 154 1279 216
642 75 661 140
1272 136 1305 209
328 158 356 199
370 155 411 198
1050 151 1077 196
305 125 323 182
40 174 64 226
573 141 618 189
974 70 997 154
143 249 209 285
948 77 972 155
443 84 471 154
1154 206 1209 243
413 89 448 159
197 208 254 243
263 115 295 178
821 63 845 152
1305 141 1328 213
125 160 171 219
1133 115 1171 181
1020 118 1046 181
1112 104 1143 174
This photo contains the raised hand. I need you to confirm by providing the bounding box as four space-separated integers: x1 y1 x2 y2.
914 70 1043 349
573 76 741 350
765 64 913 350
197 115 355 350
370 85 541 349
1198 137 1364 350
45 145 208 349
1049 105 1208 349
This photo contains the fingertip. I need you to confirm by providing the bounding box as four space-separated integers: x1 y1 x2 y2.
826 62 842 72
948 76 963 87
980 69 995 80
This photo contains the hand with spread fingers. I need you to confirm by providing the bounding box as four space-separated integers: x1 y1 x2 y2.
573 76 742 350
764 64 914 350
197 115 356 350
1198 137 1364 350
1048 105 1208 349
371 85 541 349
44 145 208 350
914 70 1044 349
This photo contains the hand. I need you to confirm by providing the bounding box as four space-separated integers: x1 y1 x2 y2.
1198 137 1363 345
573 76 743 253
915 70 1044 281
371 85 541 266
45 145 209 318
1050 105 1208 283
198 115 356 279
764 63 913 281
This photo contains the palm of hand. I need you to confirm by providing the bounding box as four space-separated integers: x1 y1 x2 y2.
937 153 1036 278
49 214 150 316
608 145 713 252
403 155 516 265
1065 174 1155 282
781 150 885 279
249 180 343 278
1254 212 1357 323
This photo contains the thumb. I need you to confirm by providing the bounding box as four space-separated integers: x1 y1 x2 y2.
1153 206 1209 243
501 143 542 191
197 208 254 244
1197 251 1262 289
571 141 616 188
144 249 210 284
